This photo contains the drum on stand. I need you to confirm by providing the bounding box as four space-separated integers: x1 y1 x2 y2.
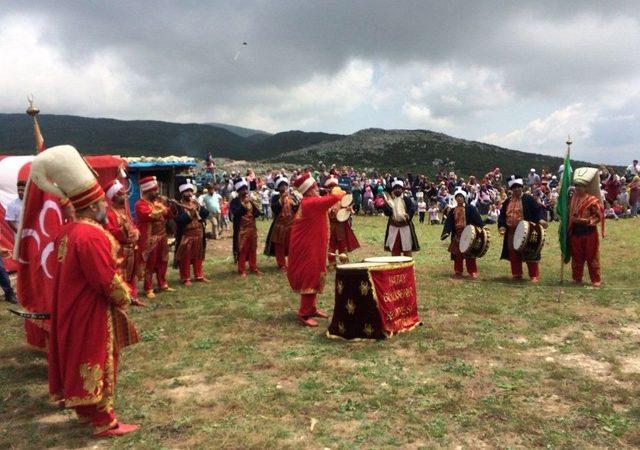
513 220 545 259
328 262 387 340
459 225 490 258
363 256 413 263
328 258 421 340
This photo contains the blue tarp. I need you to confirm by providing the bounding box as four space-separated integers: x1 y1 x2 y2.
127 160 197 168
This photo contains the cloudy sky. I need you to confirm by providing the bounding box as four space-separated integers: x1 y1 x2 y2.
1 1 639 163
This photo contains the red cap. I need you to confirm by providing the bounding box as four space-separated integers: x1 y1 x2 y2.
139 176 159 193
104 179 125 200
68 181 105 210
293 172 316 194
324 176 339 188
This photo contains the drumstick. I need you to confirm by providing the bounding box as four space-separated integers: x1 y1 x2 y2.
328 251 348 263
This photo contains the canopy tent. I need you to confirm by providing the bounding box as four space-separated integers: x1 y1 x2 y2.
0 154 126 272
124 158 197 216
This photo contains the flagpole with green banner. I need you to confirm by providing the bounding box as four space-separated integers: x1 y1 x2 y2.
556 136 573 285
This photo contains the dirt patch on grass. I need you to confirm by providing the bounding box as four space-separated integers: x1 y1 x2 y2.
450 434 492 449
535 394 572 416
618 354 640 374
163 373 248 402
524 346 620 383
543 324 595 344
619 324 640 338
36 411 73 425
558 353 613 382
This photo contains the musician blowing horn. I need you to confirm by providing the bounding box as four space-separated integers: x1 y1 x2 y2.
230 177 262 277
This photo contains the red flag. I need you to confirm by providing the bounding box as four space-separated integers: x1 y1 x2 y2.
15 116 63 350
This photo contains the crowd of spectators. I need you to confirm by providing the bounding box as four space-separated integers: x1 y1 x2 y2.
192 158 640 237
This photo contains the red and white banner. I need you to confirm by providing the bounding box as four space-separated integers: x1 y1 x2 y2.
369 263 420 334
0 155 35 272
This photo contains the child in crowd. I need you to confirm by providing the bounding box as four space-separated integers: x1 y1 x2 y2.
417 197 427 223
604 202 619 220
612 200 625 217
617 189 629 217
428 202 440 225
486 202 500 224
220 198 230 233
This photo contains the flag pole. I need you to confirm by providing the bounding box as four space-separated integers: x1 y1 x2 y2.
557 136 571 301
26 95 45 153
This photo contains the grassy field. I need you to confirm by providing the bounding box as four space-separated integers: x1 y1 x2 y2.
1 216 639 449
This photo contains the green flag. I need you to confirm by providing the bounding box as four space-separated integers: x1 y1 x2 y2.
556 149 572 264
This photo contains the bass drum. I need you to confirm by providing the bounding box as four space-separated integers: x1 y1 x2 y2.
513 220 545 258
459 225 490 258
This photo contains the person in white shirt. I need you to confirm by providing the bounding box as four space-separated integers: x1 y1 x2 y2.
428 203 440 225
417 198 427 224
486 203 500 224
260 186 271 220
202 185 223 239
626 159 639 177
527 169 541 186
5 180 25 233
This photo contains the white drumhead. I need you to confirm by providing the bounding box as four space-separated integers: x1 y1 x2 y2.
336 208 351 222
459 225 476 253
513 220 529 251
337 262 385 270
340 194 353 208
363 256 413 263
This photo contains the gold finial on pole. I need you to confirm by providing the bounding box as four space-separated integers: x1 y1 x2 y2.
26 94 40 117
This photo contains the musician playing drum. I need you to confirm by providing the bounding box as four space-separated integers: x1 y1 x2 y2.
441 188 484 279
498 175 547 282
379 177 420 257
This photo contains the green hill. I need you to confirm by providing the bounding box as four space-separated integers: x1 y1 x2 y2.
1 114 616 177
205 122 271 138
0 114 247 158
0 114 343 160
267 128 601 177
247 130 345 159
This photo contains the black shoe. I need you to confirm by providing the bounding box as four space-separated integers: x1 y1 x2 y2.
5 293 18 304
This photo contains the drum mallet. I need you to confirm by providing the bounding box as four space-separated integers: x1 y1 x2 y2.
328 251 349 264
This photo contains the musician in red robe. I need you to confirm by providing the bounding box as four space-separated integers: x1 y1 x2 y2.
30 145 139 437
230 178 262 277
287 173 345 327
324 176 360 268
173 180 209 285
569 168 604 286
264 175 299 272
104 179 143 305
135 176 174 299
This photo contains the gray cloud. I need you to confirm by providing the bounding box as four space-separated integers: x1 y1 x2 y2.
1 1 640 162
